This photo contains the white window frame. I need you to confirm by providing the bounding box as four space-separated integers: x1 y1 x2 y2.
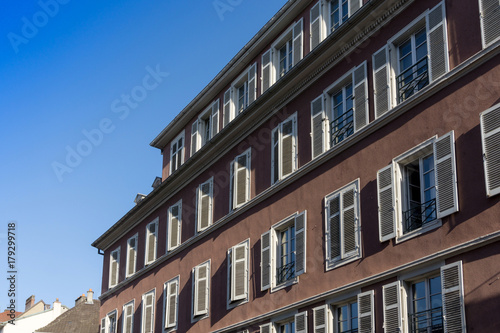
230 148 251 211
265 310 307 333
145 218 159 265
480 102 500 197
196 177 214 233
328 0 362 33
109 247 120 289
163 276 180 332
230 63 257 119
122 300 134 333
227 239 250 309
271 113 298 185
141 289 155 333
192 260 211 322
479 0 500 48
167 200 182 251
125 234 138 278
102 309 118 333
169 131 185 175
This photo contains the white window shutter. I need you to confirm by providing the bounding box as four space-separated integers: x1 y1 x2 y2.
235 153 249 207
292 19 304 66
110 249 119 287
165 280 178 328
326 193 341 261
310 2 322 50
479 0 500 47
146 222 157 264
194 264 209 316
295 211 307 276
349 0 362 17
295 311 308 333
311 95 326 159
281 118 295 178
373 45 391 118
191 120 199 156
353 61 369 131
480 104 500 196
127 237 136 276
223 88 232 128
169 204 181 250
198 180 212 232
262 49 273 93
358 290 375 333
342 186 358 257
260 323 273 333
271 127 279 184
211 100 220 137
382 281 402 333
248 63 257 105
261 230 272 291
124 304 133 333
377 164 397 242
144 293 154 333
101 318 106 333
313 305 329 333
229 160 235 211
426 2 449 83
231 242 248 301
441 261 466 333
434 131 459 218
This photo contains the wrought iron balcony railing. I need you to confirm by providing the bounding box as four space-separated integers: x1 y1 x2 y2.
397 56 429 103
330 108 354 147
409 307 443 333
276 261 295 284
403 198 437 233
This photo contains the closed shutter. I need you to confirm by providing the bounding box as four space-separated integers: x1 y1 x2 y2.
169 204 181 250
211 100 219 137
194 264 209 316
292 19 304 66
281 117 296 178
295 311 308 333
441 261 466 333
261 230 271 291
272 127 279 184
262 49 272 93
101 318 106 333
127 237 136 276
231 242 248 301
124 303 133 333
143 292 154 333
313 305 329 333
349 0 362 16
480 0 500 47
310 2 322 50
223 88 232 128
229 160 235 211
260 323 272 333
427 2 449 83
248 63 257 105
295 211 307 276
434 131 459 218
311 95 326 159
358 290 374 333
198 180 212 232
377 164 396 242
110 249 119 287
235 152 250 207
353 61 368 131
373 45 391 118
165 280 178 328
191 120 198 156
382 281 402 333
327 193 341 261
146 222 157 264
480 104 500 196
342 186 358 257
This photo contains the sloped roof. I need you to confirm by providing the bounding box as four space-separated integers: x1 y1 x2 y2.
0 310 23 323
35 300 100 333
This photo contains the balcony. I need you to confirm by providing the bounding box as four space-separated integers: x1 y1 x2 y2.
397 57 429 103
409 307 443 333
403 198 437 233
276 261 295 284
330 108 354 146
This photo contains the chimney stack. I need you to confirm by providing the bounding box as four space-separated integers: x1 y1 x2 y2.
75 294 86 306
86 289 94 304
53 298 62 315
25 295 35 311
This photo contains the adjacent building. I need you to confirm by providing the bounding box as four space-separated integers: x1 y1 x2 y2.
92 0 500 332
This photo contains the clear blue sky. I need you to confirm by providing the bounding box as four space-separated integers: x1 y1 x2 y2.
0 0 286 311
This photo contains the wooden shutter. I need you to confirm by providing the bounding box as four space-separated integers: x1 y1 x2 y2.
377 164 396 242
383 281 402 333
248 63 257 105
373 45 391 118
198 180 212 231
434 131 459 218
311 95 326 159
295 311 308 333
127 237 136 276
480 104 500 196
261 230 271 291
146 222 156 264
271 127 279 184
234 152 250 207
231 242 248 301
349 0 362 17
327 193 341 261
211 100 219 137
101 318 106 333
191 120 198 156
223 88 232 128
292 19 304 66
229 160 235 211
310 2 322 50
358 290 374 333
313 305 329 333
262 49 272 93
110 249 119 287
295 211 307 276
124 303 133 333
194 264 209 316
441 261 466 333
342 185 358 257
260 323 272 333
281 117 296 178
169 204 181 250
427 2 449 83
143 292 154 333
353 61 368 131
165 280 178 328
480 0 500 47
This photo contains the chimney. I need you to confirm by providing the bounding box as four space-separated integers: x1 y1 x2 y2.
53 298 61 315
134 194 147 205
75 294 86 306
152 177 162 190
86 289 94 304
25 295 35 311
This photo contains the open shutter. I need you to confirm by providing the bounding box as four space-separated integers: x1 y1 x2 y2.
169 204 181 250
480 104 500 196
124 303 133 333
327 193 341 261
342 185 358 257
358 290 374 333
231 242 248 301
146 222 157 263
144 293 154 333
194 264 209 316
110 250 119 287
383 281 402 333
313 305 328 333
235 152 249 207
310 2 322 50
373 45 391 118
165 280 178 328
101 318 106 333
295 311 308 333
262 49 272 93
480 0 500 47
434 131 459 218
377 164 397 242
295 211 307 276
292 19 304 66
311 95 326 159
281 117 296 178
261 230 271 291
191 120 198 156
127 237 136 276
271 127 279 184
441 261 466 333
198 180 212 231
353 61 369 131
349 0 362 17
260 323 273 333
427 2 449 83
248 63 257 105
211 100 220 137
229 161 235 210
223 88 232 128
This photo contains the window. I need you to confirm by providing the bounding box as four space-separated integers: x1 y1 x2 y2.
191 100 219 156
479 0 500 47
170 131 184 174
167 200 182 251
145 219 158 265
325 179 361 270
192 261 210 320
408 276 443 333
196 178 213 233
126 234 138 278
261 211 306 292
373 2 448 118
336 301 358 333
227 239 249 308
377 131 458 243
101 310 117 333
260 312 307 333
272 113 297 184
142 290 155 333
480 103 500 197
223 63 257 127
164 276 179 331
311 62 368 159
122 301 134 333
109 247 120 289
230 149 251 210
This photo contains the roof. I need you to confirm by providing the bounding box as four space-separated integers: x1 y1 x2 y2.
0 310 23 323
35 300 100 333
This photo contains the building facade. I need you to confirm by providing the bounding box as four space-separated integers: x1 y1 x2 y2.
92 0 500 332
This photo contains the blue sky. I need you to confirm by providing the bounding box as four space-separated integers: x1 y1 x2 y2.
0 0 286 311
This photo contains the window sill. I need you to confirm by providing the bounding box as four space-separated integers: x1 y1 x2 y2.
326 254 361 271
396 219 442 244
271 276 298 293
